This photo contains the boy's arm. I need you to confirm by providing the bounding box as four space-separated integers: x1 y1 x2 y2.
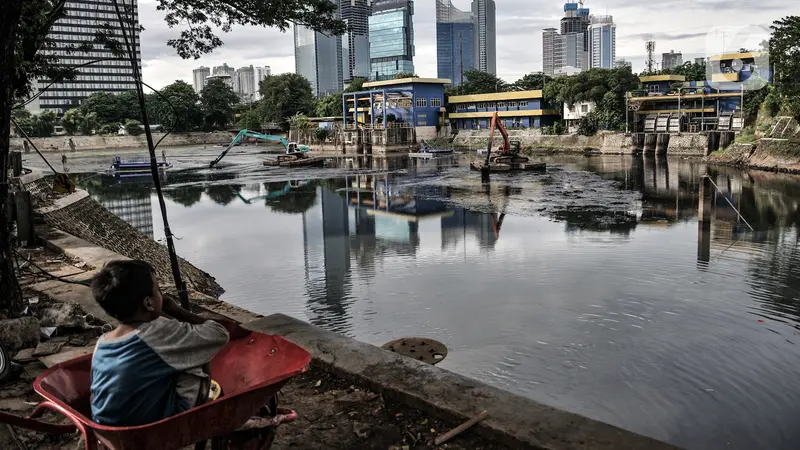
163 296 250 339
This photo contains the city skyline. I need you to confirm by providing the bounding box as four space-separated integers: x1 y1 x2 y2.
129 0 775 88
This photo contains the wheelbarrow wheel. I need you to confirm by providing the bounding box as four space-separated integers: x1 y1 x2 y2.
0 341 10 384
210 396 279 450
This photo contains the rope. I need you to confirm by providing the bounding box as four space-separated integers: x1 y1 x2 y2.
703 175 754 231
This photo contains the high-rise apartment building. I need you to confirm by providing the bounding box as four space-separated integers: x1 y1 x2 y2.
544 29 584 77
560 1 590 68
193 66 210 93
212 64 235 77
588 15 616 69
31 0 141 114
295 25 343 98
340 0 371 83
234 65 257 100
662 50 683 71
254 66 271 99
369 0 415 81
472 0 496 74
436 0 476 85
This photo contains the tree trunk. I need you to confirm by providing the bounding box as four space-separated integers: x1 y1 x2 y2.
0 1 25 316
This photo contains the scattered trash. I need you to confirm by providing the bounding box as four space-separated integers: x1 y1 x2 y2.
352 421 370 439
38 303 90 331
74 262 87 269
434 410 489 446
32 340 65 357
757 319 765 323
12 348 36 363
314 380 322 388
0 317 41 352
27 296 39 305
41 327 57 338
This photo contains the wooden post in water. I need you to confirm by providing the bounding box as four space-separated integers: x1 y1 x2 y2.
697 175 713 265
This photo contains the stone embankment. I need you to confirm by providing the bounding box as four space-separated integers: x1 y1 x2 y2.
453 129 715 156
706 117 800 172
11 131 233 153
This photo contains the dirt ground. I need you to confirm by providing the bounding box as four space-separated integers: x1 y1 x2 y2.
0 248 510 449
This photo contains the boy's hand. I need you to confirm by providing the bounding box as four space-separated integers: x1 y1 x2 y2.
162 295 181 315
215 319 251 340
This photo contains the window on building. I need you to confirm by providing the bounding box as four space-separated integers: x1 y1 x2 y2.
519 101 528 107
416 97 427 107
581 104 589 113
508 101 517 108
431 98 442 107
487 102 495 109
497 102 505 108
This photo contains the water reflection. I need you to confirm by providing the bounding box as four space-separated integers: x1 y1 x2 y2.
77 154 800 449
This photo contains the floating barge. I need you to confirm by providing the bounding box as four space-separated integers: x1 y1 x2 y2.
263 153 325 168
106 156 171 174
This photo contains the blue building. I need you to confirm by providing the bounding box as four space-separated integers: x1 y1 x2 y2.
588 15 615 69
341 77 450 141
708 51 771 89
435 0 475 86
447 90 559 130
369 0 415 81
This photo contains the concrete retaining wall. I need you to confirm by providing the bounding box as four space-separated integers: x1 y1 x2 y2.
250 314 678 450
453 130 633 154
22 180 224 297
11 131 232 153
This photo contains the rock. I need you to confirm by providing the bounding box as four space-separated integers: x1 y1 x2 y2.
38 303 89 331
0 397 33 412
32 341 65 357
0 317 40 352
12 348 36 363
352 422 370 439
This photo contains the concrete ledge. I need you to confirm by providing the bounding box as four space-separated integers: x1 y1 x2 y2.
36 225 126 270
36 191 89 214
248 314 678 450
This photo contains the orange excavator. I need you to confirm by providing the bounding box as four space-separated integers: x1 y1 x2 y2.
470 112 545 179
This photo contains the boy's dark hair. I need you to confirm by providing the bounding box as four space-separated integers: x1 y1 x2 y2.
91 260 156 322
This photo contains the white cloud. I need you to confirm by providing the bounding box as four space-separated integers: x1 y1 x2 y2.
139 0 783 88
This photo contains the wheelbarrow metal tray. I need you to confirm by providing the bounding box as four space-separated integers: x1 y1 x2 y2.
33 332 310 450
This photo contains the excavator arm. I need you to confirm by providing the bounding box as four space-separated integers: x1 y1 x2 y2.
209 129 309 168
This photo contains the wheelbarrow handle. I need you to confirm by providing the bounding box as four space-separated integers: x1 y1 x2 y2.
0 408 77 434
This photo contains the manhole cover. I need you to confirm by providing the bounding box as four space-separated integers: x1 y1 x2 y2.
381 337 448 365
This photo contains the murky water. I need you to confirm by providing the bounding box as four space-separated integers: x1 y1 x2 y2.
57 146 800 449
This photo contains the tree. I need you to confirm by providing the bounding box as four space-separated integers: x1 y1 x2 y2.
512 73 550 91
151 80 203 132
456 69 509 95
80 111 99 135
314 78 365 118
1 0 347 314
60 108 81 135
201 78 238 130
662 61 707 81
770 16 800 120
259 73 315 129
124 119 143 136
394 72 418 79
237 108 264 130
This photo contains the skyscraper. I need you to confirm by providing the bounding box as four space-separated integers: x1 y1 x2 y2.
234 66 257 100
542 28 558 77
369 0 415 81
662 50 683 71
340 0 371 83
294 25 343 98
254 66 271 99
212 63 235 77
543 29 583 76
32 0 141 114
193 66 210 93
436 0 476 85
560 2 590 71
472 0 496 74
588 15 616 69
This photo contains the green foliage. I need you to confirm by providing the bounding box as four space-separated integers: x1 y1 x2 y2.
454 70 509 95
60 109 81 135
237 108 264 131
544 67 639 131
659 62 707 81
735 127 758 144
12 109 56 137
124 119 143 136
80 112 99 135
97 123 119 135
764 89 783 117
313 127 331 141
201 78 238 130
287 113 312 130
743 86 770 125
80 91 141 125
394 72 418 79
512 73 550 91
150 80 203 132
314 78 364 118
577 112 599 136
259 74 315 129
770 16 800 120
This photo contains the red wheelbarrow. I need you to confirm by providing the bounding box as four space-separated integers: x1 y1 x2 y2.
0 331 311 450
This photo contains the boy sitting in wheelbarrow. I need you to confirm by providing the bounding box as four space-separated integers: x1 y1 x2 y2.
89 260 248 426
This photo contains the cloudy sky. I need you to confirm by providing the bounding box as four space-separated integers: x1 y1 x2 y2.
140 0 780 89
